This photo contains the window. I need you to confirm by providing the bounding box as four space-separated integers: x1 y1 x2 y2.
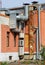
20 40 23 46
14 34 16 47
19 40 24 47
7 32 10 47
9 56 12 60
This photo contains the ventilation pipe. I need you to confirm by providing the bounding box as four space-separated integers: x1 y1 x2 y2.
8 4 29 31
5 10 23 15
35 5 41 59
38 5 41 50
16 4 29 20
6 4 29 21
32 1 38 10
32 1 39 59
32 1 38 4
38 5 41 59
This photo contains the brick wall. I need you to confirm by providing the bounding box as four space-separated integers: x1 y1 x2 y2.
1 24 19 52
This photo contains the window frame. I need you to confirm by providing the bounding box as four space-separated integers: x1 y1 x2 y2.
19 39 24 47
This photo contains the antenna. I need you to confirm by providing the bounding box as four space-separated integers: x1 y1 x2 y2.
0 0 2 8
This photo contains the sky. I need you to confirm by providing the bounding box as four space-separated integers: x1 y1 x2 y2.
1 0 45 8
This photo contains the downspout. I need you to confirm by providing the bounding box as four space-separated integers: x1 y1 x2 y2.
38 5 41 50
31 1 39 59
38 5 41 60
36 28 39 59
35 5 41 60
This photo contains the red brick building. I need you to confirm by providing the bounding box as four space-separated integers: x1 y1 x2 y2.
0 2 45 61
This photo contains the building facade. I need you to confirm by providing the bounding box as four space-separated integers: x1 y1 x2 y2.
0 2 45 61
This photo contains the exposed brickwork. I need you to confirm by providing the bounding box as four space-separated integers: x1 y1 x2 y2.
1 24 19 52
24 10 45 54
0 10 45 54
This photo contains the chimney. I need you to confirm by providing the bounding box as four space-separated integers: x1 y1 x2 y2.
32 1 38 4
32 1 38 10
23 3 30 5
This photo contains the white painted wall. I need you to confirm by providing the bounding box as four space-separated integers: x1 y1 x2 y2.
0 52 19 61
0 16 9 25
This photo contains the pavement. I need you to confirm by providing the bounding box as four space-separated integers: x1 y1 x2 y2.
8 60 38 65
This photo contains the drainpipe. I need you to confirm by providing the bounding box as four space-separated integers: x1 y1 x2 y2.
36 28 39 59
33 27 39 60
38 5 41 50
38 5 41 59
32 1 39 59
34 5 41 60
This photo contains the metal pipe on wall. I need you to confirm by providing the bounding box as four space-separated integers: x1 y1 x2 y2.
16 5 29 20
38 5 41 51
5 9 23 14
36 28 39 59
6 4 29 21
9 4 29 31
33 4 41 60
38 5 42 60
